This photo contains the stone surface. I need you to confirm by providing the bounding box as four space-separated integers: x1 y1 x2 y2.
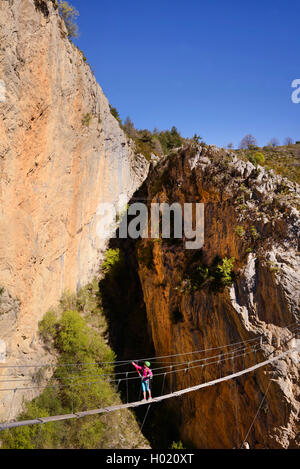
0 0 149 419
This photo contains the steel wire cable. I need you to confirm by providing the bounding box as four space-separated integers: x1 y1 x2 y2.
0 337 269 383
0 320 297 371
1 348 296 432
0 334 267 370
0 342 265 393
0 325 297 391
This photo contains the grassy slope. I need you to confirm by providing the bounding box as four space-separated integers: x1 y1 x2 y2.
234 143 300 185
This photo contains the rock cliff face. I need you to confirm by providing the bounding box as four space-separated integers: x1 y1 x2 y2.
0 0 149 419
135 145 299 448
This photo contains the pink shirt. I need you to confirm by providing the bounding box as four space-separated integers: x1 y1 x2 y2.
132 362 153 379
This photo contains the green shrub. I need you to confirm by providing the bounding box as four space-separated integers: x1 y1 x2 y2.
133 137 155 161
55 310 90 355
58 1 79 38
183 255 235 292
128 120 187 159
109 105 122 125
59 291 77 310
247 151 265 166
171 441 185 449
80 50 87 62
81 113 93 127
38 310 57 342
250 226 260 240
214 257 235 287
254 152 265 164
101 249 122 276
192 134 203 145
192 265 210 288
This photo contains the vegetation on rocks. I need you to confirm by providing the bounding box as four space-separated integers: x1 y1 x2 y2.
0 280 148 449
109 105 122 125
183 253 236 292
247 151 265 166
214 257 236 287
58 1 79 38
109 110 204 161
171 441 185 449
81 113 93 127
101 249 124 277
235 225 246 238
234 143 300 185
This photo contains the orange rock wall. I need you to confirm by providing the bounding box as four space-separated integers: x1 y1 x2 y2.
0 0 149 418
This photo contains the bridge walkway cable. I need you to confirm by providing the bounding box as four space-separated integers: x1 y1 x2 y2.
0 320 297 371
0 348 296 432
1 322 298 388
0 342 271 392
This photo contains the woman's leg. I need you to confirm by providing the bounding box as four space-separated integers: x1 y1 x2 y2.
142 381 146 400
147 380 152 399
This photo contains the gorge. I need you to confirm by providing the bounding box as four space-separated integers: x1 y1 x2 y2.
0 0 299 450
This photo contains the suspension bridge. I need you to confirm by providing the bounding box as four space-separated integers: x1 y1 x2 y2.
0 323 298 438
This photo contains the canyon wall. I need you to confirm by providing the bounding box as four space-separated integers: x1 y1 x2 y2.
0 0 298 449
135 145 299 448
0 0 149 419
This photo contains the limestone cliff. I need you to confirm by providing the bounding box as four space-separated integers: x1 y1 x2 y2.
0 0 149 419
0 0 299 450
134 145 299 448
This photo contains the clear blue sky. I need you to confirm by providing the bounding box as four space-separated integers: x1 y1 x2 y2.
70 0 299 148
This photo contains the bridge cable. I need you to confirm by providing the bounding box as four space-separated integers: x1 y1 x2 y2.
239 380 272 449
0 349 295 431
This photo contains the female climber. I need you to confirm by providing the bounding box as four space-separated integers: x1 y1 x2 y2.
132 361 153 401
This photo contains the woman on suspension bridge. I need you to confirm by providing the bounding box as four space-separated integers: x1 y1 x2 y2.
132 361 153 401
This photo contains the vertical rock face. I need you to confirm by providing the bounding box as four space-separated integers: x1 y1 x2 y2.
135 145 299 448
0 0 149 418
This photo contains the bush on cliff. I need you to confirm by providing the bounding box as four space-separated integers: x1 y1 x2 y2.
109 105 122 125
213 257 236 288
58 1 79 38
247 151 265 166
101 249 124 277
184 254 236 292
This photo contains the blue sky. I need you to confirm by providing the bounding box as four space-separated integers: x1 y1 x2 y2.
70 0 299 148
